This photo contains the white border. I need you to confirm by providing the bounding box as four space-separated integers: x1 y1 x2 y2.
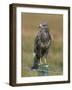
16 7 68 83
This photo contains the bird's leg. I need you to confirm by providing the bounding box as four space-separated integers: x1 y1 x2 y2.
42 55 47 64
44 57 47 64
39 57 43 65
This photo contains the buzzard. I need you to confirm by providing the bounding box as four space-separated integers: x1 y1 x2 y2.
31 22 52 70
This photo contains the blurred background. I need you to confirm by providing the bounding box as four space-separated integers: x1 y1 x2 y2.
21 13 63 77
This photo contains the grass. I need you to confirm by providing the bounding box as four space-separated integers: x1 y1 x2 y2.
21 13 63 77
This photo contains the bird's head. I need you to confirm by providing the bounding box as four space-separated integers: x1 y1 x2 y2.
39 22 48 30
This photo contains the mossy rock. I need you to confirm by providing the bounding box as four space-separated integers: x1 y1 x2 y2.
37 64 48 76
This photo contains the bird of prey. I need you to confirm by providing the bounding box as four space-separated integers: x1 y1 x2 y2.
31 22 52 70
